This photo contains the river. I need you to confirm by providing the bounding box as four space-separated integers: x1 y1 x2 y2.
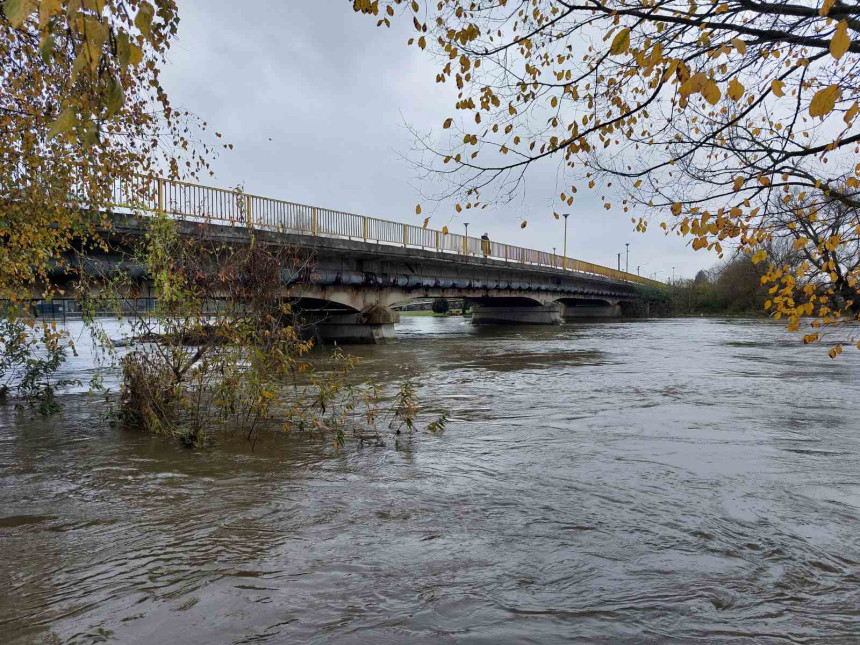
1 317 859 643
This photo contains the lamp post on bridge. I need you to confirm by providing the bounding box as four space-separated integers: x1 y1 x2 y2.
552 247 556 268
464 222 469 255
561 213 570 270
625 242 630 274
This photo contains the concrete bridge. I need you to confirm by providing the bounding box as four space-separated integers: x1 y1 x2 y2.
70 177 664 343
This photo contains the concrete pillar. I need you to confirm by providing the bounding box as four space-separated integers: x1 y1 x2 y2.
313 304 399 344
471 303 562 325
561 303 621 321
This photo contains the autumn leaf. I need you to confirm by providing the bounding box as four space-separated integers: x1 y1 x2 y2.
415 204 421 215
39 0 61 29
702 81 721 105
520 220 528 229
771 79 785 97
731 38 746 54
830 20 851 60
809 84 841 117
135 3 154 39
422 216 430 228
671 203 682 215
105 77 124 117
2 0 36 29
610 28 630 55
819 0 836 17
844 102 859 126
727 78 744 101
441 225 449 235
443 118 453 129
47 107 76 141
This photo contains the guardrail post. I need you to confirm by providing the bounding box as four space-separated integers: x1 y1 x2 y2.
312 207 318 235
157 178 164 213
435 230 440 251
403 223 408 248
246 194 253 229
463 236 468 255
363 216 368 242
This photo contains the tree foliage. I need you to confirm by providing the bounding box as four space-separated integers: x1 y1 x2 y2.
355 0 860 353
1 0 213 305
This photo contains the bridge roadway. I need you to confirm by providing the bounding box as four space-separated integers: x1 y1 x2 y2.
102 207 660 343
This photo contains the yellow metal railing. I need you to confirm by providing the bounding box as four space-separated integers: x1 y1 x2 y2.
108 175 664 288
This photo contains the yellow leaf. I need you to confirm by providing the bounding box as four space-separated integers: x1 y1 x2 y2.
520 220 528 229
819 0 836 17
105 76 124 117
830 20 851 60
727 78 744 101
732 176 744 191
702 81 721 105
422 216 430 228
731 38 746 55
411 0 419 11
679 72 707 98
553 212 559 219
135 2 154 39
39 0 61 29
443 118 453 129
610 29 630 56
633 179 643 188
809 84 841 117
415 204 421 215
671 203 682 215
771 79 785 97
48 107 76 140
129 44 143 66
828 347 837 359
441 226 449 235
844 101 859 126
418 35 426 49
3 0 36 29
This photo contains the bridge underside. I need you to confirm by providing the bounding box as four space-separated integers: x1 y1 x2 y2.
284 287 626 342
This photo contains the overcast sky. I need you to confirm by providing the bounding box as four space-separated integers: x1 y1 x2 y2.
160 1 710 281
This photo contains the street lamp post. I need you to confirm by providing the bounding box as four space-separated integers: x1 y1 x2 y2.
625 242 630 273
464 222 469 255
617 252 621 271
552 247 556 268
562 213 570 270
672 266 675 284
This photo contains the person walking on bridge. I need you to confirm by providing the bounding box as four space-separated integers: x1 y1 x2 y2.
481 232 490 258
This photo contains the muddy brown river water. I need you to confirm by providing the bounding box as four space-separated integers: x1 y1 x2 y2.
1 317 859 643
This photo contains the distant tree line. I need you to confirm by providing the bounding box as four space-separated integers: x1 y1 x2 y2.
667 239 804 316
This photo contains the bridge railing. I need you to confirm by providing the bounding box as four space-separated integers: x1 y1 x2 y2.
107 175 663 288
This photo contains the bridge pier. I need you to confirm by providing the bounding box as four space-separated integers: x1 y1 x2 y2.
312 305 399 344
561 302 622 320
471 303 563 325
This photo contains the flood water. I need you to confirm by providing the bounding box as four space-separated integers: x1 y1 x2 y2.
1 317 859 643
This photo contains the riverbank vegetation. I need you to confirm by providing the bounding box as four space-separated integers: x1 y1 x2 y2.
0 2 436 446
355 0 860 354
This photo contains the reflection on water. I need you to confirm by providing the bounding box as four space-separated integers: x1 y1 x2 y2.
1 317 859 643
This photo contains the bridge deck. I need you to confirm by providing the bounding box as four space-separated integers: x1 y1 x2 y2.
105 175 662 290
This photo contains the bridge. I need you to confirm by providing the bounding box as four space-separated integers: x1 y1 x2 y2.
78 176 664 343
